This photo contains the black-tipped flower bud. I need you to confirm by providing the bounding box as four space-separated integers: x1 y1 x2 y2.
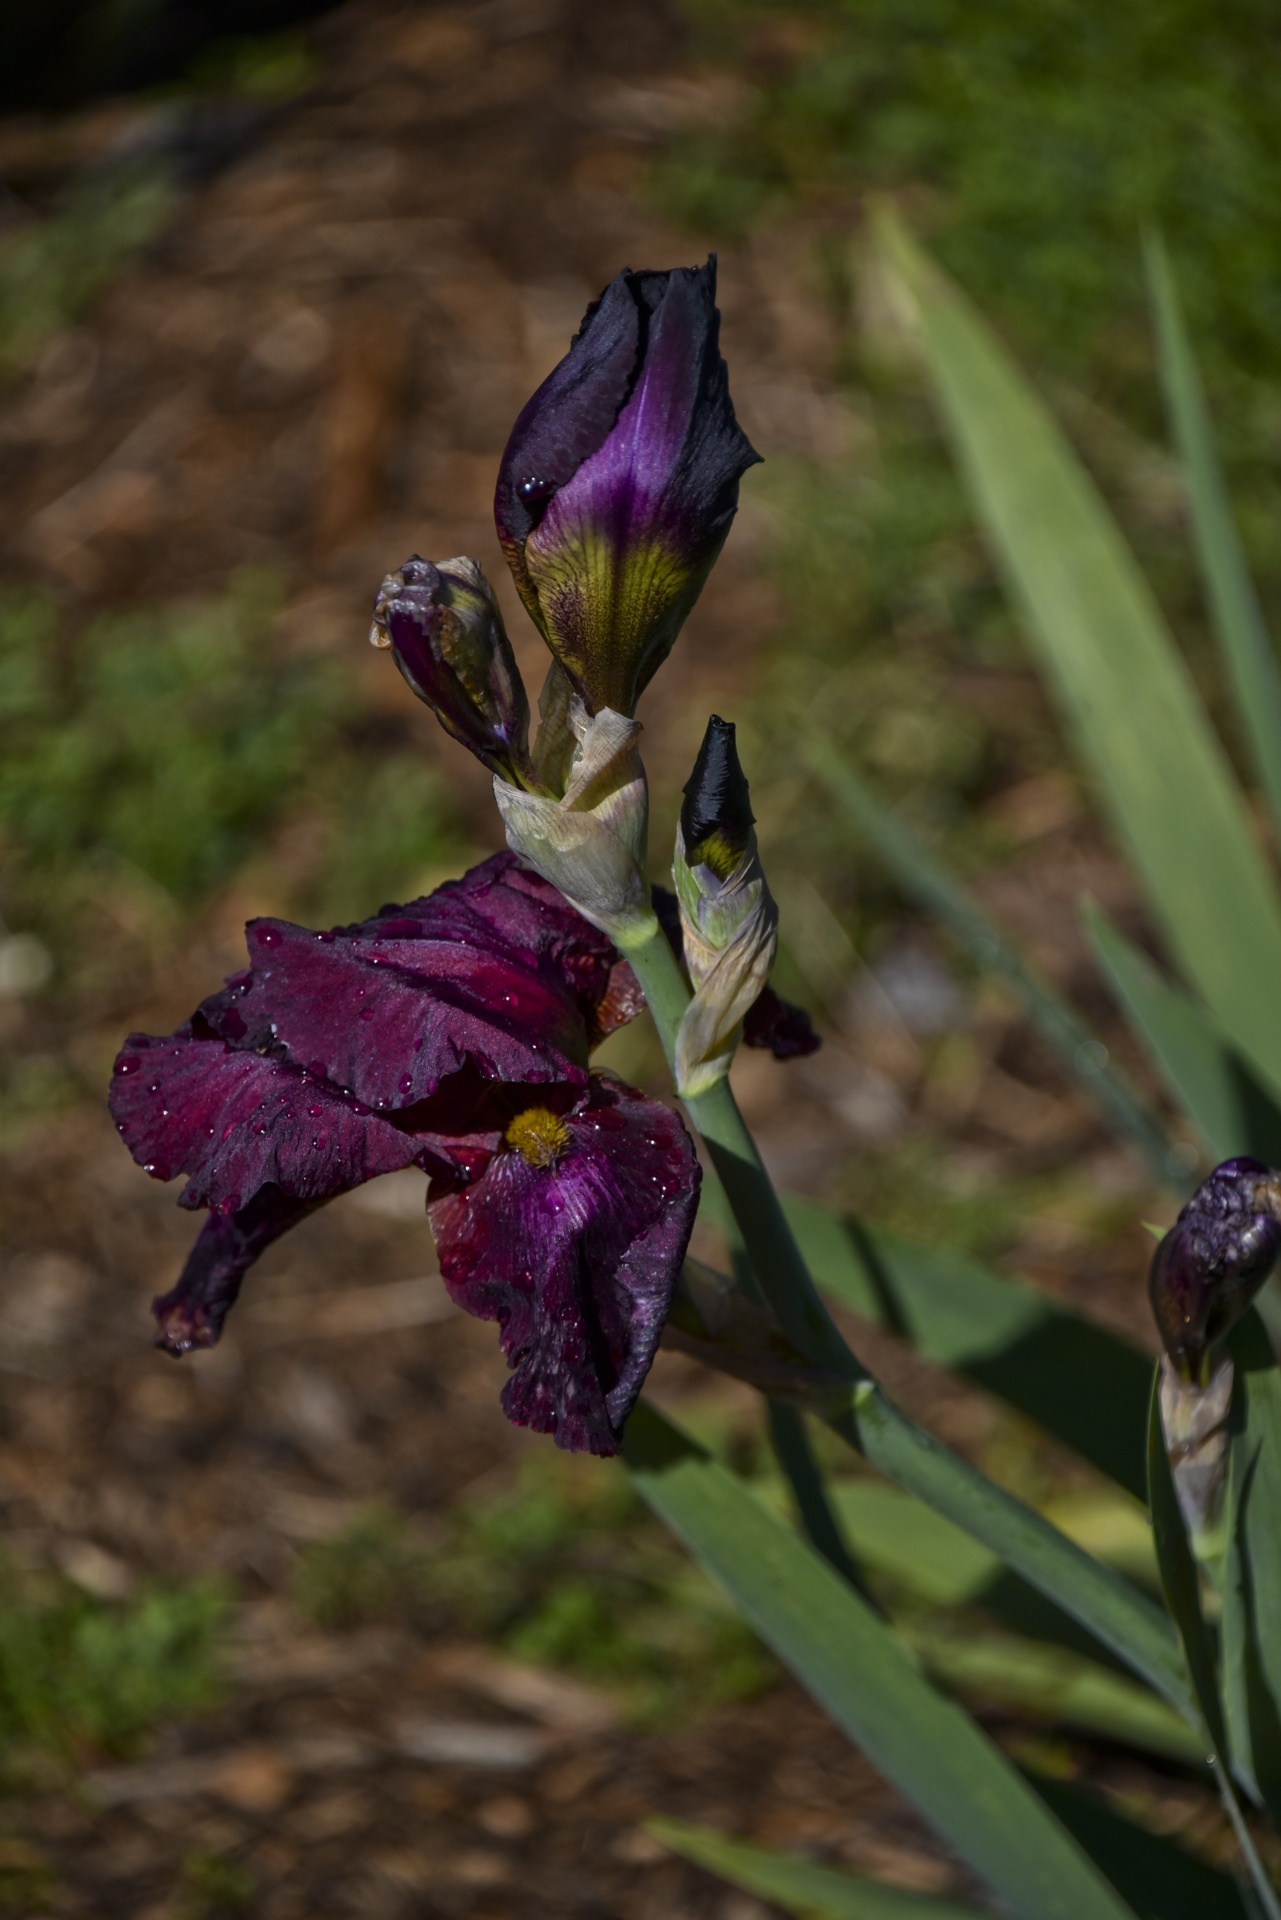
371 555 533 786
680 713 755 880
671 715 778 1098
1149 1155 1281 1383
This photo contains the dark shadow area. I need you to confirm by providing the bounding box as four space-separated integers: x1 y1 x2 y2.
0 0 345 112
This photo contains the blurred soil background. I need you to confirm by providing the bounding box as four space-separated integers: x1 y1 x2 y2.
2 0 1281 1914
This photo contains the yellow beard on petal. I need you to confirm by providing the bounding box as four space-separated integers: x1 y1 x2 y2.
505 1106 572 1168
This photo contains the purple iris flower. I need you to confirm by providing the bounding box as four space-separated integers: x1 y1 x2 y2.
494 257 760 720
1149 1155 1281 1380
110 853 698 1456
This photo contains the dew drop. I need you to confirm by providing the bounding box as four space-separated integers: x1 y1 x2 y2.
519 475 558 503
117 1055 140 1075
259 926 282 947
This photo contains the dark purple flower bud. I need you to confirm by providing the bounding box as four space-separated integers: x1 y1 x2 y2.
429 1076 700 1455
1149 1155 1281 1381
495 258 760 718
371 555 533 785
680 713 755 880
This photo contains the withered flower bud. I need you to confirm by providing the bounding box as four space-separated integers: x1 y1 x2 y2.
371 555 533 786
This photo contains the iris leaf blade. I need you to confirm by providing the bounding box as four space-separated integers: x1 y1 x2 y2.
804 741 1178 1183
1145 230 1281 845
648 1818 985 1919
777 1192 1152 1501
624 1401 1138 1920
877 208 1281 1107
1223 1312 1281 1826
1083 901 1273 1164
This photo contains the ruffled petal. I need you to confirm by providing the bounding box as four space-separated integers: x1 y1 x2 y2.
428 1077 700 1456
197 855 635 1102
203 918 591 1108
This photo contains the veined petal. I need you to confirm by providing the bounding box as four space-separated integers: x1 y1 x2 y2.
428 1077 700 1455
110 1026 447 1214
204 918 591 1107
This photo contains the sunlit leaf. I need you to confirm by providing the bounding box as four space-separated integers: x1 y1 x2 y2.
649 1817 984 1918
1146 230 1281 845
878 208 1281 1108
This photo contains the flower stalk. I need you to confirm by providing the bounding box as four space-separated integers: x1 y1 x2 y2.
617 914 1197 1723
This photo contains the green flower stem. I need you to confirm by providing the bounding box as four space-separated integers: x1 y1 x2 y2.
618 915 1195 1721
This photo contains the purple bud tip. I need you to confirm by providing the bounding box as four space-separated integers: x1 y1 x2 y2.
1149 1155 1281 1379
495 257 760 718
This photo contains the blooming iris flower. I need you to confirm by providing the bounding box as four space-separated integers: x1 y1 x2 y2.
111 260 815 1456
110 854 698 1456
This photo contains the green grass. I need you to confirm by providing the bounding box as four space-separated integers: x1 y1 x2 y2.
0 1558 229 1779
0 163 176 385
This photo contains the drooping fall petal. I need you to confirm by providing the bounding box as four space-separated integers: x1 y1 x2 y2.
152 1186 318 1354
428 1076 700 1455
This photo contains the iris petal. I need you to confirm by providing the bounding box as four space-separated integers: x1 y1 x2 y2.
429 1077 700 1455
110 1025 443 1214
152 1186 317 1354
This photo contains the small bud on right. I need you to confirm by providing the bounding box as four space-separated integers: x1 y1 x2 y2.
1149 1155 1281 1383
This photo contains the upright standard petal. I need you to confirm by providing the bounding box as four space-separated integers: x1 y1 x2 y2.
429 1077 700 1455
495 259 760 718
